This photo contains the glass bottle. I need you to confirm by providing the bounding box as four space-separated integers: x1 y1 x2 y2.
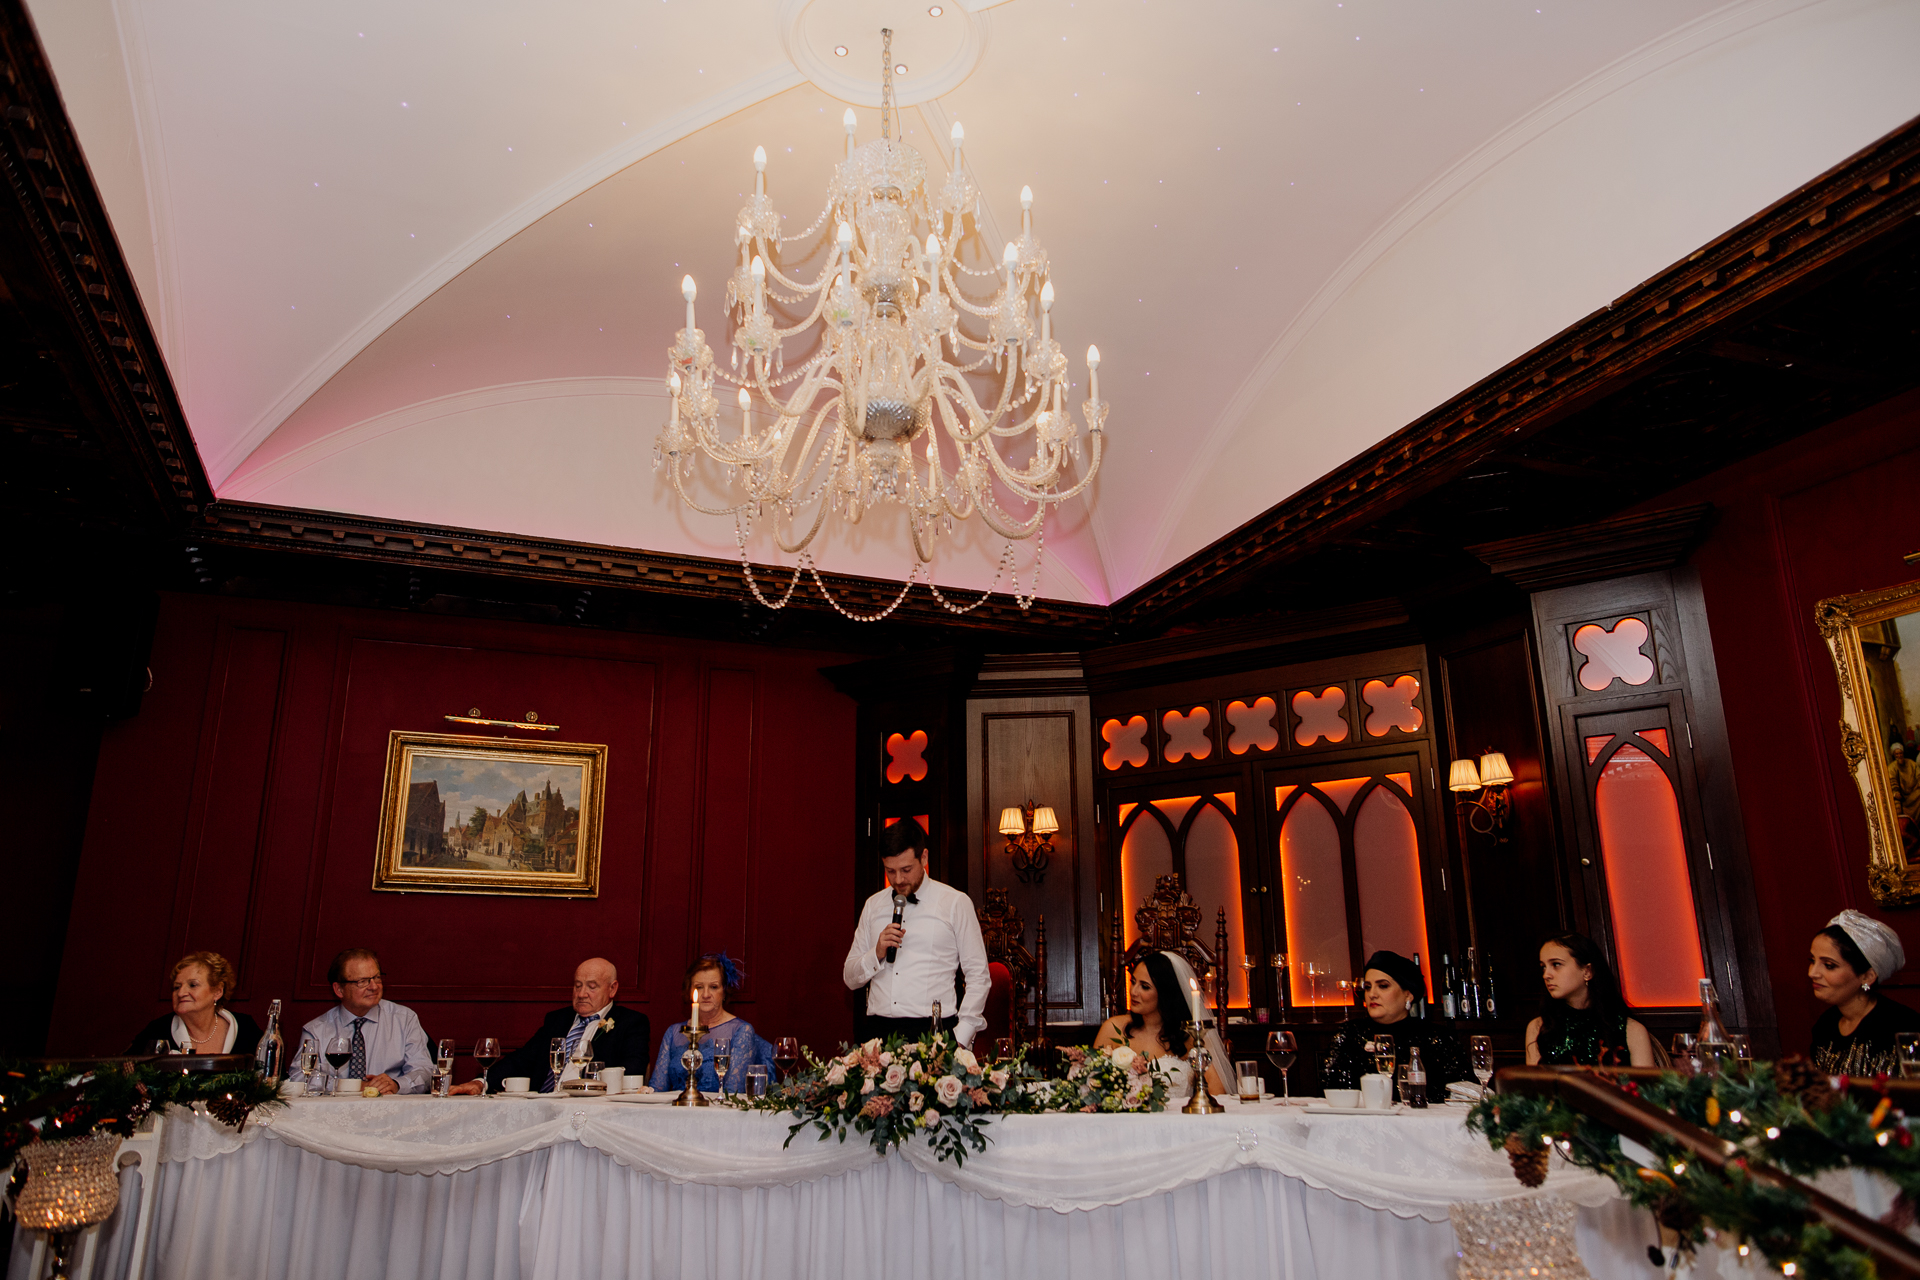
1697 978 1731 1073
1439 954 1459 1020
1404 1046 1428 1108
1411 952 1426 1017
1482 952 1499 1021
930 1001 942 1035
255 998 284 1084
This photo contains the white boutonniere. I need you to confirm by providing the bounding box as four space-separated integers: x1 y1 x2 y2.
598 1016 615 1034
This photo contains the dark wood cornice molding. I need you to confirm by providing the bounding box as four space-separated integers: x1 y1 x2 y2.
1083 598 1415 693
196 500 1112 639
1112 115 1920 632
0 0 209 523
1466 503 1715 592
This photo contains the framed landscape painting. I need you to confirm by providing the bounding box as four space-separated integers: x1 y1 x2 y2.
372 731 608 897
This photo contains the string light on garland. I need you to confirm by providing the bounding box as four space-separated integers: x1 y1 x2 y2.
653 28 1108 621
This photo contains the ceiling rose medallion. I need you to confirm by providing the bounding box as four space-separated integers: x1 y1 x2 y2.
653 29 1108 620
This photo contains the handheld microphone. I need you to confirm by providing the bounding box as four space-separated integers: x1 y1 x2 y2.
886 892 906 964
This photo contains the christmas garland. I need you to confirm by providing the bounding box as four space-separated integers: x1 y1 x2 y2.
1467 1057 1919 1280
1 1058 285 1171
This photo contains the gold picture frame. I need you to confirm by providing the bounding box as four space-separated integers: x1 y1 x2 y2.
372 730 608 897
1817 577 1920 906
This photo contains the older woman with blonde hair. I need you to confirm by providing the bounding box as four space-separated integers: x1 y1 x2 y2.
127 951 262 1056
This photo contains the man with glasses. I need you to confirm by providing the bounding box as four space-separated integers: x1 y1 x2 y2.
290 948 433 1094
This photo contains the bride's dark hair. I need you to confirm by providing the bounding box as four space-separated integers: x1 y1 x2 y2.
1124 951 1195 1056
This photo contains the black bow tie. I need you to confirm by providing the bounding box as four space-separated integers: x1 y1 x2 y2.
904 893 919 905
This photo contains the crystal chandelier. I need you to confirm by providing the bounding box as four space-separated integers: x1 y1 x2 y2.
653 29 1107 620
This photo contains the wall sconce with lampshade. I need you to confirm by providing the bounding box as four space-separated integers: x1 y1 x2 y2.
1449 749 1514 838
998 800 1059 884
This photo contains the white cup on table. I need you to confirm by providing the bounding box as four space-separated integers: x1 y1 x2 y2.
600 1068 625 1093
502 1077 531 1094
1359 1074 1393 1110
332 1077 362 1096
1323 1088 1361 1109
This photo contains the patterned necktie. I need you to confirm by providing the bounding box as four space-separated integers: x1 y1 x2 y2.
347 1017 368 1079
546 1014 594 1092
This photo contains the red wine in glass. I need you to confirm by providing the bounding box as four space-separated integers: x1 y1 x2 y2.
323 1051 351 1071
474 1036 502 1094
773 1036 800 1081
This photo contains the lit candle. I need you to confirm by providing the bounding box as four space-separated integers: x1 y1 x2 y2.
691 991 700 1035
681 275 697 335
1188 976 1203 1027
1086 344 1100 406
753 144 766 196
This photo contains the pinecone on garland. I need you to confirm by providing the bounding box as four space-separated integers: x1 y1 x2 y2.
204 1091 254 1132
1655 1192 1701 1238
1504 1133 1550 1188
1774 1055 1841 1113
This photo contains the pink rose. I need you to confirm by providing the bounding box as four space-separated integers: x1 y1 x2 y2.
883 1063 908 1093
1063 1047 1087 1066
934 1075 964 1107
861 1093 895 1118
861 1074 875 1094
837 1091 849 1108
988 1069 1010 1090
825 1062 848 1086
1129 1056 1149 1075
909 1092 926 1112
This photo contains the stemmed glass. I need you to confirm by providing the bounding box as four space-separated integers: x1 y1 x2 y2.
323 1033 352 1093
714 1044 733 1098
431 1039 455 1097
1670 1033 1698 1075
1265 1031 1297 1102
549 1037 567 1087
773 1037 800 1082
1469 1035 1494 1093
474 1036 502 1095
298 1036 321 1090
1270 953 1288 1019
1897 1033 1920 1080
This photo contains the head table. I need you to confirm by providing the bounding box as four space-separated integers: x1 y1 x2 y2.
8 1093 1730 1280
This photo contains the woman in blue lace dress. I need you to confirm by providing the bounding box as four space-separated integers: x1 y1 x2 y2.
646 953 774 1093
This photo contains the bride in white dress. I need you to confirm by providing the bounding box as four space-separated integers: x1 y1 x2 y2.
1092 950 1230 1097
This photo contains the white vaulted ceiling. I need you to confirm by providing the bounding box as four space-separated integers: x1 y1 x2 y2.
29 0 1920 604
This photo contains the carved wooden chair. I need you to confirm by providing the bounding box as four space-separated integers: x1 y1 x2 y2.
1108 872 1231 1027
977 888 1049 1046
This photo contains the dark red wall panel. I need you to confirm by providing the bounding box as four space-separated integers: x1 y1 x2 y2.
51 594 858 1070
1636 387 1920 1052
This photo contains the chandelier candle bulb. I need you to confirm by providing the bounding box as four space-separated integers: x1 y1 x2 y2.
837 222 853 288
950 119 963 159
1088 344 1101 404
1021 184 1033 239
681 275 697 335
1040 280 1053 343
753 144 766 195
843 107 857 157
1002 240 1019 286
750 255 766 314
739 386 752 437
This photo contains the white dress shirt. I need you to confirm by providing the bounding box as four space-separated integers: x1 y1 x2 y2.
290 1000 434 1093
556 1002 612 1085
170 1008 239 1053
842 876 989 1048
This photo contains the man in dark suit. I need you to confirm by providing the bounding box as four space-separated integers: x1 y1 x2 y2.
450 957 650 1094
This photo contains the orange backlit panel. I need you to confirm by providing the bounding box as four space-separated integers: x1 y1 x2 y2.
1120 808 1176 951
1185 803 1248 1005
1215 792 1237 814
1317 776 1370 815
1117 802 1137 827
1386 772 1413 794
1354 786 1432 1000
1573 618 1654 692
1585 734 1610 765
1162 707 1213 763
1278 792 1353 1006
1638 728 1670 756
884 730 929 783
1361 676 1423 736
1594 744 1706 1005
1225 697 1279 755
1102 716 1150 770
1292 687 1349 746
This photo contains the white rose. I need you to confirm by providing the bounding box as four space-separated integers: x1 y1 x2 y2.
825 1062 847 1086
883 1063 908 1093
862 1038 882 1055
1109 1046 1137 1070
953 1048 978 1072
909 1091 925 1112
934 1075 964 1107
861 1074 876 1094
988 1069 1010 1090
879 1050 894 1066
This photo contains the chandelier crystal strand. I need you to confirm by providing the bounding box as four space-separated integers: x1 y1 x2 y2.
655 27 1107 614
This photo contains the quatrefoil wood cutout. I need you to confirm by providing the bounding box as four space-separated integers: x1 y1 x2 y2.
1292 687 1349 746
1225 697 1279 755
884 730 928 783
1102 715 1150 770
1162 706 1212 763
1362 676 1423 736
1572 618 1654 692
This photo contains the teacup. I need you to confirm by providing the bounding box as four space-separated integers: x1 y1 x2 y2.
502 1077 532 1094
1323 1088 1362 1109
1360 1073 1394 1109
279 1080 306 1098
332 1077 362 1095
600 1068 626 1093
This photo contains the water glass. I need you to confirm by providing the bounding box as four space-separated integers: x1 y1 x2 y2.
1234 1060 1262 1102
1469 1035 1494 1088
550 1037 566 1080
746 1065 769 1098
1898 1033 1920 1079
430 1058 453 1097
1728 1033 1753 1067
150 1039 173 1057
1670 1033 1698 1074
993 1038 1015 1061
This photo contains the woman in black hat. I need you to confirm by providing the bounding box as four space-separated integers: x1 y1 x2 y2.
1321 950 1471 1092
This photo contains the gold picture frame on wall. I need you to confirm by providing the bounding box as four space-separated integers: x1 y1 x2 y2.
372 731 608 897
1817 578 1920 906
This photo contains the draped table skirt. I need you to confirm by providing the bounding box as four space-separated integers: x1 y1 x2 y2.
9 1095 1694 1280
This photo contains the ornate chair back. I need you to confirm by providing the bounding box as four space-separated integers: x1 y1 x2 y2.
977 888 1048 1045
1108 873 1231 1027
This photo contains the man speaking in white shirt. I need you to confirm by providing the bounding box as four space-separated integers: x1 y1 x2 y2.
842 818 989 1048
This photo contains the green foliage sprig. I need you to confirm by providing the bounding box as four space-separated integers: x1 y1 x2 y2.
1 1058 285 1168
1467 1060 1918 1280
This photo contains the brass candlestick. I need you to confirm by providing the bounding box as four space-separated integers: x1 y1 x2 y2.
673 1023 710 1107
1181 1023 1225 1115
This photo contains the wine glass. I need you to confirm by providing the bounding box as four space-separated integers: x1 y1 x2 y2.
474 1036 502 1095
1729 1033 1753 1070
1469 1035 1494 1092
1370 1031 1396 1080
1670 1032 1698 1075
773 1036 800 1082
432 1038 456 1098
323 1033 352 1093
714 1044 733 1097
549 1037 567 1085
1898 1033 1920 1080
1265 1030 1297 1101
150 1039 173 1058
298 1036 321 1088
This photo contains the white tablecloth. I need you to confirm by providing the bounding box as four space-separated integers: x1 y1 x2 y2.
12 1095 1688 1280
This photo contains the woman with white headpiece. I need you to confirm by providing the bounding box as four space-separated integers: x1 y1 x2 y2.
1809 909 1919 1076
1092 950 1230 1098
